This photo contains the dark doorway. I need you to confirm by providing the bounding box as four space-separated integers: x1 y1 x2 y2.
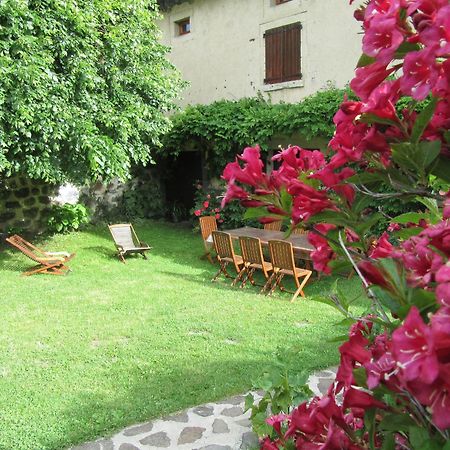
161 151 202 222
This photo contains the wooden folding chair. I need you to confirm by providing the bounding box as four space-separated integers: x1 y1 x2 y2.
108 224 151 263
6 234 75 276
264 240 312 302
211 231 244 283
199 216 217 264
292 226 312 270
236 236 272 289
264 220 283 232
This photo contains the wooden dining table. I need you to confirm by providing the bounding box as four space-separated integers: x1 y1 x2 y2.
207 226 314 254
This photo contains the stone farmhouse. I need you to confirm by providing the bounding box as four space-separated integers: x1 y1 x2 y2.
157 0 363 106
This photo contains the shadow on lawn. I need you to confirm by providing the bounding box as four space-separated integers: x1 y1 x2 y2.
57 355 271 450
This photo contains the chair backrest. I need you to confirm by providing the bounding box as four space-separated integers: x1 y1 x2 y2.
212 231 235 260
108 224 137 249
199 216 218 241
293 227 308 235
264 220 283 232
239 236 265 266
6 235 43 263
269 240 296 272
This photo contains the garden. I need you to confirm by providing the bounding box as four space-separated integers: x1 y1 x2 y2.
1 0 450 449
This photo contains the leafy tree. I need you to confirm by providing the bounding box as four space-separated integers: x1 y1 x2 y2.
0 0 184 184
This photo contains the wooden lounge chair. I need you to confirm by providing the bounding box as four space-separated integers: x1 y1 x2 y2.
199 216 217 264
108 224 151 263
211 231 244 283
264 220 283 232
6 234 75 276
236 236 272 289
264 240 312 302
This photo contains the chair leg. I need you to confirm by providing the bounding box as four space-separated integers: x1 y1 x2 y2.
118 253 126 263
212 260 230 282
268 273 284 296
291 272 312 302
141 252 148 260
232 266 247 286
261 271 276 294
246 268 257 286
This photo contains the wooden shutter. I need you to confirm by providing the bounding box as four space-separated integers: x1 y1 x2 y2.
264 22 302 84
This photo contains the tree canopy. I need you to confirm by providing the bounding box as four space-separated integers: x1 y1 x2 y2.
0 0 184 184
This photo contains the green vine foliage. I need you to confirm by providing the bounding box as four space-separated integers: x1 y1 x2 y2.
159 87 353 177
0 0 184 184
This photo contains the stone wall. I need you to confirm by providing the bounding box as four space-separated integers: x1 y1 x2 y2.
0 175 56 234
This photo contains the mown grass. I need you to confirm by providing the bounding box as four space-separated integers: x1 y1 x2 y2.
0 222 367 450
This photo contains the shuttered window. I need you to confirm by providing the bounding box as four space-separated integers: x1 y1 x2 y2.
264 22 302 84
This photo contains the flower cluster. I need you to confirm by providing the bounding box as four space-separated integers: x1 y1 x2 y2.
192 187 223 222
220 0 450 448
263 306 450 449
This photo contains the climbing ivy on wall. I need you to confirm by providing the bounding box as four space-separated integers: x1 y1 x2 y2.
158 87 353 177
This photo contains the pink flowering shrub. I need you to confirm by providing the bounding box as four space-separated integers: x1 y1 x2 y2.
221 1 450 448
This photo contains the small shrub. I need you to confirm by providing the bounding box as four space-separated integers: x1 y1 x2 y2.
47 203 89 234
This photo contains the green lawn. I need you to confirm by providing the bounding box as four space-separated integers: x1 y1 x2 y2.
0 222 365 450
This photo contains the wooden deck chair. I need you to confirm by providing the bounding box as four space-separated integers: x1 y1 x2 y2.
264 240 312 302
199 216 217 264
264 220 283 232
6 234 75 276
211 231 244 284
108 224 151 263
236 236 273 289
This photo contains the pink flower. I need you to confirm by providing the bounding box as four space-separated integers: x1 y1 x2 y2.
203 201 209 208
436 264 450 307
215 213 220 219
408 365 450 430
388 222 401 232
362 79 401 121
266 414 287 436
260 437 280 450
392 306 439 384
400 47 440 100
350 62 395 101
345 228 360 243
343 387 386 410
369 232 394 258
310 166 356 203
289 181 335 223
194 210 202 217
362 14 404 64
307 224 337 274
221 183 249 208
419 4 450 56
358 261 391 289
222 145 267 188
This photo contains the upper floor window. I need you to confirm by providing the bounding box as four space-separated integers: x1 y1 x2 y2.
264 22 302 84
176 17 191 36
275 0 292 4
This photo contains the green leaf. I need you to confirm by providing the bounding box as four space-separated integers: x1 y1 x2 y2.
394 41 421 58
409 426 441 450
244 393 254 412
411 97 437 143
243 207 268 220
392 227 424 240
391 140 441 175
392 212 428 224
353 367 368 389
430 155 450 183
379 413 416 432
359 113 399 127
357 53 377 67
